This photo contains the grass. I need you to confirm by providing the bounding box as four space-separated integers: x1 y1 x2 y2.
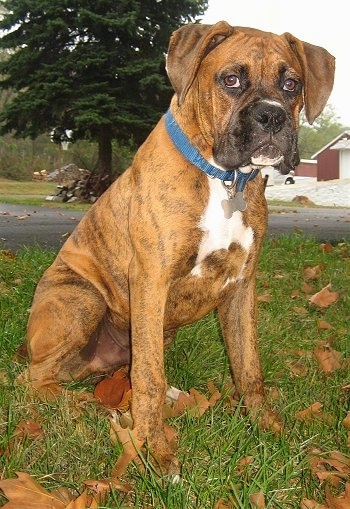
0 178 90 210
0 236 349 508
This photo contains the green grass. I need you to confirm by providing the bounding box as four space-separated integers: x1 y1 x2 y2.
0 177 90 210
0 235 349 508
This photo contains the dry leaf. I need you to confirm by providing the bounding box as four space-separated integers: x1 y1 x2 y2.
235 455 254 472
214 499 235 509
309 284 339 308
301 282 314 294
257 294 272 303
0 471 67 508
307 450 350 485
93 367 131 410
14 420 44 440
314 343 342 374
290 289 300 299
321 243 333 253
300 498 328 508
293 306 308 315
66 490 98 509
295 402 333 424
249 491 265 508
303 264 324 280
342 413 350 430
287 359 308 377
325 482 350 509
110 422 144 477
318 319 333 330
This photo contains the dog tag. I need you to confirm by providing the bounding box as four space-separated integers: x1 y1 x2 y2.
232 191 247 212
221 191 247 218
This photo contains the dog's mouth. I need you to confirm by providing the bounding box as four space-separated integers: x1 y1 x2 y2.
250 144 284 167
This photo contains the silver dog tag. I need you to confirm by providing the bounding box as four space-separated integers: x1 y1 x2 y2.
221 191 247 218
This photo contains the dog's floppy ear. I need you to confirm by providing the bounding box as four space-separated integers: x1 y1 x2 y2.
167 21 234 105
283 33 335 124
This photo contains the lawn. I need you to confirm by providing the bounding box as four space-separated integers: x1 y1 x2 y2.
0 235 349 508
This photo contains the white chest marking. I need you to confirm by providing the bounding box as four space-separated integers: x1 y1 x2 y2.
193 177 254 277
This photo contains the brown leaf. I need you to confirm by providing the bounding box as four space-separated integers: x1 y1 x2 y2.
235 456 254 472
14 420 44 440
325 482 350 509
342 413 350 430
300 499 328 509
314 343 342 374
214 499 235 509
307 450 350 485
0 471 66 508
110 422 144 477
66 490 98 509
301 282 314 294
83 478 132 495
257 294 272 303
93 367 131 410
287 359 308 377
295 402 334 424
309 284 339 308
318 320 333 330
290 289 300 299
249 491 265 508
321 242 333 253
303 264 324 280
293 306 308 315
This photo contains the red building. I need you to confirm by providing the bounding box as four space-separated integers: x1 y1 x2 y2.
311 131 350 181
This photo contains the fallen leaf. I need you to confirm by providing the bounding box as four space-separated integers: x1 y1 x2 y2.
318 319 333 330
93 367 131 410
342 413 350 430
307 450 350 485
214 499 235 509
257 294 272 303
0 472 67 508
110 421 144 477
249 491 265 508
290 289 300 299
303 264 324 281
321 243 333 253
295 402 333 424
235 455 254 472
66 490 98 509
309 284 339 308
293 306 308 315
300 498 328 508
287 359 308 377
14 420 44 440
314 343 342 374
325 482 350 509
301 282 314 294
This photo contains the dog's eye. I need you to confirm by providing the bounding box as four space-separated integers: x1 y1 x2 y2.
283 78 298 92
224 74 240 88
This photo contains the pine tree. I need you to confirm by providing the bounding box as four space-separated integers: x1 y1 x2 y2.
0 0 207 188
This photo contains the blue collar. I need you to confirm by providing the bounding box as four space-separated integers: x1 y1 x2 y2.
164 109 259 192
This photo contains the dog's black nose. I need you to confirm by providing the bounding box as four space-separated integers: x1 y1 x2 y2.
251 102 287 134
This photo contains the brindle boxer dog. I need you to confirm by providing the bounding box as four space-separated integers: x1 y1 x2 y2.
22 21 335 476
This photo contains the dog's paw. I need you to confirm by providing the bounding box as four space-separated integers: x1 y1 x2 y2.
258 408 283 434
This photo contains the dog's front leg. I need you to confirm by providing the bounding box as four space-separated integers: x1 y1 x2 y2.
218 279 282 432
128 254 179 476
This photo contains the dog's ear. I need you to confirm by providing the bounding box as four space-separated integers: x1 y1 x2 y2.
167 21 234 105
283 33 335 124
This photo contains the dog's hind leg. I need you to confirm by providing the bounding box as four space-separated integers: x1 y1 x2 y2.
20 265 116 397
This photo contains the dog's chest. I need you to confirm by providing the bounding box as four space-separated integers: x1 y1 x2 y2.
194 177 254 275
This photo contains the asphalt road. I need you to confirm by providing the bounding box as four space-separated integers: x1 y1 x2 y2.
0 203 349 252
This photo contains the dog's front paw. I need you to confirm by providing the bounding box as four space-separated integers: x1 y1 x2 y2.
258 408 283 434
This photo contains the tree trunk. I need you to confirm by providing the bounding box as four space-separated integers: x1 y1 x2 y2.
85 125 113 199
97 124 112 176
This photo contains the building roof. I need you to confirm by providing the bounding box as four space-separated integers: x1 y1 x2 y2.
330 138 350 150
311 130 350 159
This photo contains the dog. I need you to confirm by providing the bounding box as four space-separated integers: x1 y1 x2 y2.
22 21 335 476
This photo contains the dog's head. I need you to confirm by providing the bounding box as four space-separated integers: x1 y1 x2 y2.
166 21 335 174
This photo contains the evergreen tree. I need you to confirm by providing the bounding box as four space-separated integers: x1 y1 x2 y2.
0 0 207 185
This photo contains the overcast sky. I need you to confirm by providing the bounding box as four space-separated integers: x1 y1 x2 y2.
201 0 349 127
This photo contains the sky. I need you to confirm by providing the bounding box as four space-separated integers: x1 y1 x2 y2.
201 0 350 127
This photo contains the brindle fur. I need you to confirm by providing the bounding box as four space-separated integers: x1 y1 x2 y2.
22 22 335 475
